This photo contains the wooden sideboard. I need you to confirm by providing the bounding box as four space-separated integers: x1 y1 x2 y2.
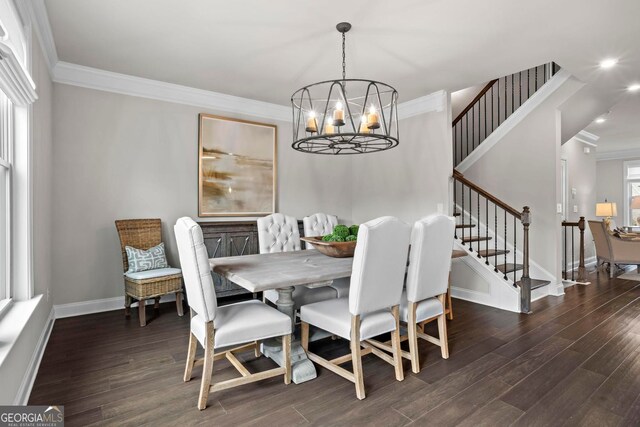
198 220 305 298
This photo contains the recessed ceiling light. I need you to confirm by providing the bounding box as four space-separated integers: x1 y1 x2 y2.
599 58 618 69
595 117 606 124
628 84 640 92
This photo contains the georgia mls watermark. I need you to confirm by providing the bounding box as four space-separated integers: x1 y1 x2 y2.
0 406 63 427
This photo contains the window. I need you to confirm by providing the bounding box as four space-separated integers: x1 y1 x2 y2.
624 160 640 227
0 89 11 302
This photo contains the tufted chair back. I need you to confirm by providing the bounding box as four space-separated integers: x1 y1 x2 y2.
405 215 455 303
174 217 217 322
257 213 302 254
303 213 338 250
349 216 411 316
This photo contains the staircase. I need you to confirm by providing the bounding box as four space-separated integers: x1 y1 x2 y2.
451 64 558 313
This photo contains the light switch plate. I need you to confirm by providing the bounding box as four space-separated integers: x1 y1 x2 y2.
573 205 578 213
437 203 444 213
557 203 563 213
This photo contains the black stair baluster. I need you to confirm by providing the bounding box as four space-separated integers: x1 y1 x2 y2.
494 204 498 272
454 179 458 239
511 74 514 118
504 210 508 280
563 226 567 280
472 104 475 151
477 192 481 258
513 216 517 283
484 92 487 142
466 113 469 161
572 226 575 281
485 197 490 265
461 184 465 245
469 187 473 252
503 75 507 124
491 85 495 133
519 71 522 107
528 68 531 99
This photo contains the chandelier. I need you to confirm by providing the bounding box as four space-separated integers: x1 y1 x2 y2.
291 22 399 155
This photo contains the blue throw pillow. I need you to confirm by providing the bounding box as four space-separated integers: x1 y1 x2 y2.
125 242 169 273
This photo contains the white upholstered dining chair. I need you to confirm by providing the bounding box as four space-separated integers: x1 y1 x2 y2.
303 213 350 298
401 214 455 373
258 213 337 309
300 216 411 399
174 217 292 410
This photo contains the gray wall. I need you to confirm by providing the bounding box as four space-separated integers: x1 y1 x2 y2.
596 157 640 228
51 84 354 305
351 101 452 224
560 137 596 263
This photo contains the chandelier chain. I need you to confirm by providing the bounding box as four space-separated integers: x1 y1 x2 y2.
342 31 346 80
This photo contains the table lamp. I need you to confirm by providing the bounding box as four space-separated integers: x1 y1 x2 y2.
596 200 617 230
631 196 640 226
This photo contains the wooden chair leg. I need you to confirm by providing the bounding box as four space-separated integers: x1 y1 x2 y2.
154 297 161 310
198 322 215 410
283 334 291 385
407 302 420 374
176 292 184 317
138 299 146 327
125 294 132 318
437 294 449 359
350 315 365 400
447 272 454 320
184 332 198 382
391 306 405 381
301 321 310 351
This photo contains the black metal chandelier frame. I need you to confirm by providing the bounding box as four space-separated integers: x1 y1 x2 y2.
290 23 399 155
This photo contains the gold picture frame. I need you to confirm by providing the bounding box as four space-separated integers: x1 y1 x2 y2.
198 114 277 217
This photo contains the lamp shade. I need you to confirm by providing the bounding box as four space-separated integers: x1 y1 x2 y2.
596 202 617 217
631 196 640 209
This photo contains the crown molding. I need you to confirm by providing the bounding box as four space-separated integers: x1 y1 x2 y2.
53 61 292 122
397 90 447 119
596 148 640 161
578 130 599 142
20 0 58 75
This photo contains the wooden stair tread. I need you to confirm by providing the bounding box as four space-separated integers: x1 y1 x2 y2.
477 249 510 257
461 236 492 243
456 224 476 229
496 263 524 274
515 278 551 290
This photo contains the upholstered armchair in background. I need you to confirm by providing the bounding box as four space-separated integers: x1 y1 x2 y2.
588 220 640 278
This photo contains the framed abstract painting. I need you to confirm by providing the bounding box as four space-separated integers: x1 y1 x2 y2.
198 114 277 217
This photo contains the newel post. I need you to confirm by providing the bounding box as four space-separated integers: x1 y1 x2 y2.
520 206 532 314
577 216 587 283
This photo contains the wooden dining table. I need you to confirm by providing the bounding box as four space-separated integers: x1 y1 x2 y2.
210 248 466 384
210 250 353 384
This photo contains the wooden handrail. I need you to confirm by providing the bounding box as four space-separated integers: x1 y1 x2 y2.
452 79 499 127
453 170 522 218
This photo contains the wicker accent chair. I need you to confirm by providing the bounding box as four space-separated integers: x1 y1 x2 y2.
115 219 184 326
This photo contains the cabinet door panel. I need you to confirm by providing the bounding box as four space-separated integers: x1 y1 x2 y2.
224 231 257 292
203 233 226 293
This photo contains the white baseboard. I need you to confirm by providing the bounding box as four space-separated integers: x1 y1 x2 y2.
54 293 178 319
13 307 55 405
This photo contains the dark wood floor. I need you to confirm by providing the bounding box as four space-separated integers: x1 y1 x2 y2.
30 272 640 426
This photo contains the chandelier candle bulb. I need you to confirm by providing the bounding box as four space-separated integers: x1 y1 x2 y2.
305 112 318 133
333 102 345 126
324 120 335 135
367 106 380 129
359 116 369 133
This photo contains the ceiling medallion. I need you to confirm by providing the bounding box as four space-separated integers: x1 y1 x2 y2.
291 22 399 155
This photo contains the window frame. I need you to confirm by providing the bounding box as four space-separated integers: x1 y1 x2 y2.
0 90 11 307
623 160 640 227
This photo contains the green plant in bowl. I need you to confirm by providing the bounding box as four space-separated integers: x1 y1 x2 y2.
345 235 357 242
333 225 350 238
349 225 359 236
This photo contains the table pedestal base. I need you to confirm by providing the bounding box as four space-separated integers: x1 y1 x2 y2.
262 338 317 384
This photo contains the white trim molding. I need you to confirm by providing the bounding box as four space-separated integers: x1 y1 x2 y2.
596 148 640 161
397 90 447 119
456 69 573 173
53 61 292 122
54 293 178 319
19 0 58 75
14 306 54 405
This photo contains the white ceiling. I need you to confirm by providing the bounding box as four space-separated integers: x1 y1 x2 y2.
584 95 640 153
44 0 640 143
